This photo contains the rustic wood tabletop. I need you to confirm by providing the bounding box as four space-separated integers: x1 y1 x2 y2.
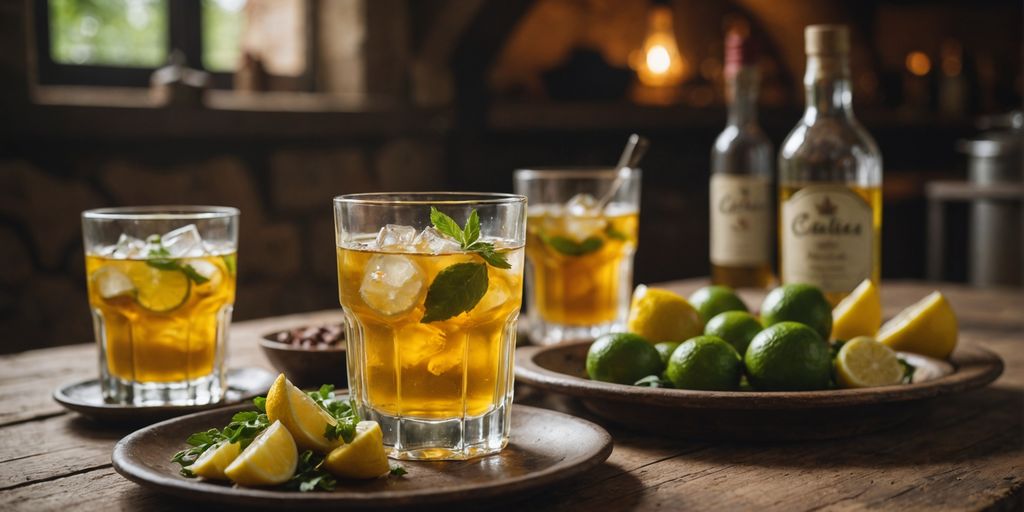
1 279 1021 511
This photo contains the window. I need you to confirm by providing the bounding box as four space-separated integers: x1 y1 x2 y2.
35 0 309 90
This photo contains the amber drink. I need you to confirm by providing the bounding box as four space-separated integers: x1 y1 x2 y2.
515 168 641 345
334 193 526 460
82 207 239 406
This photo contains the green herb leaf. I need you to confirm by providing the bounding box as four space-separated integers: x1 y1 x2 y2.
899 358 916 384
253 396 266 412
634 375 673 388
181 264 210 284
429 207 465 246
466 241 511 269
390 465 408 476
463 210 481 245
604 225 628 241
421 262 489 323
543 235 604 256
144 241 211 285
285 450 337 492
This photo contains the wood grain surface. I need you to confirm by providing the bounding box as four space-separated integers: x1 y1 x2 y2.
0 280 1021 511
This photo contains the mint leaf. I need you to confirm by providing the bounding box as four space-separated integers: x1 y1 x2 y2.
181 264 210 284
422 262 489 323
466 241 511 269
390 465 408 476
430 207 465 245
605 225 628 241
544 235 604 256
463 210 481 245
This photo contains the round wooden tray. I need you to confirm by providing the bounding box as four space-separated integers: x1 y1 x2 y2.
112 403 612 509
514 341 1004 440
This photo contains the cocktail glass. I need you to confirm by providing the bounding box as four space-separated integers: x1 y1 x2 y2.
334 193 526 460
82 206 239 406
514 168 641 345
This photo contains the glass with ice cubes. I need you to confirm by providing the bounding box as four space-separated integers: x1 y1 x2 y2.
334 193 526 460
82 206 239 405
514 168 641 345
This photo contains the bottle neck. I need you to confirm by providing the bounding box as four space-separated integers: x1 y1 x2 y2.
803 55 854 122
726 66 759 126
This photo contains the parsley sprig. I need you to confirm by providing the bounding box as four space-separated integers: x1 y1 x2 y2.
307 384 359 444
170 396 270 476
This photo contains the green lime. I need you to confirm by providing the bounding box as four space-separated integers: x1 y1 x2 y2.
760 283 833 339
744 322 832 391
704 311 762 355
664 336 742 391
586 333 664 385
654 342 681 365
689 286 748 324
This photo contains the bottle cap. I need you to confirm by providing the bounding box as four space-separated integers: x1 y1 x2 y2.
725 30 757 76
805 24 849 56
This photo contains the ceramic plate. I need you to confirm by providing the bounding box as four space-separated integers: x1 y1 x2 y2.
53 367 277 424
515 341 1003 440
112 403 612 509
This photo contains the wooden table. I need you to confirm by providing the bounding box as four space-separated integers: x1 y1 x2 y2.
1 280 1021 511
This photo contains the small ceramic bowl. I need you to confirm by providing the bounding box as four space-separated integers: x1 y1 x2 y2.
259 324 348 388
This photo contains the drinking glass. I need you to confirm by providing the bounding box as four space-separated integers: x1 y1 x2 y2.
334 193 526 460
82 206 239 406
514 168 641 345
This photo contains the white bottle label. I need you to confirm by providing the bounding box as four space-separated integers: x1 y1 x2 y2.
781 185 872 293
710 174 771 266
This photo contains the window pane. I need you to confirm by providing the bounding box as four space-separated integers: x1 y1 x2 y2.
49 0 168 67
202 0 247 72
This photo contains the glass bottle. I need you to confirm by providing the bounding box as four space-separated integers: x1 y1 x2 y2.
710 30 774 288
778 25 882 305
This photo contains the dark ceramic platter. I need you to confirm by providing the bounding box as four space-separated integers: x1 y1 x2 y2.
112 403 613 510
53 367 277 424
515 341 1004 440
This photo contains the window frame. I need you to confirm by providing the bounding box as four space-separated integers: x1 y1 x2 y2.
32 0 302 90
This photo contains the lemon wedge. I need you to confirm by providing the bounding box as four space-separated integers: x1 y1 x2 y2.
265 374 342 453
187 439 241 480
832 279 882 340
835 336 904 388
626 285 703 343
877 291 958 359
224 420 298 486
323 421 390 479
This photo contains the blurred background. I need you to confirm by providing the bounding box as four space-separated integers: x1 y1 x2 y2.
1 0 1021 353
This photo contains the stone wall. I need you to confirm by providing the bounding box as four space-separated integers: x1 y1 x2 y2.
0 138 444 354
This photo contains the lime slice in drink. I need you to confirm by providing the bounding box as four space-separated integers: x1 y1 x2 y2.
91 266 136 301
127 265 191 313
185 259 224 296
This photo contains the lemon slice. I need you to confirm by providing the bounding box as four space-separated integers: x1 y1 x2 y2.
877 291 958 359
224 420 298 486
832 279 882 340
124 264 191 313
626 285 703 343
323 421 390 479
91 266 136 300
265 374 342 453
187 440 241 480
835 336 904 388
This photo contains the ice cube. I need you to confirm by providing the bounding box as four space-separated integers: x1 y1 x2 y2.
110 233 146 259
413 227 461 254
375 224 417 251
162 224 205 258
472 276 512 316
565 193 599 215
427 334 465 376
396 323 447 368
359 254 425 315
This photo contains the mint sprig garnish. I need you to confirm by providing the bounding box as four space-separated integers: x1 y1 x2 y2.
145 239 210 284
542 234 604 256
429 208 511 269
421 208 513 323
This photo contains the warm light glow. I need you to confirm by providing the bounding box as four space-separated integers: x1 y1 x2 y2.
906 51 931 77
646 45 671 74
632 6 686 88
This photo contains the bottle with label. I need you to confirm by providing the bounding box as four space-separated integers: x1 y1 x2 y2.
778 25 882 305
710 30 774 288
